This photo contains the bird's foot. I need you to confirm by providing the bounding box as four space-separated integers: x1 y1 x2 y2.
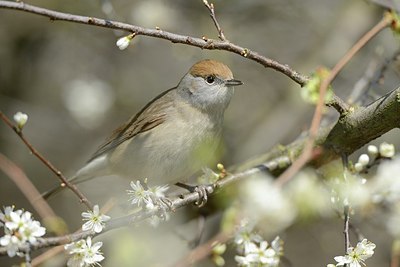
175 182 211 207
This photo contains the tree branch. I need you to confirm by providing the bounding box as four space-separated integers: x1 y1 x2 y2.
0 0 307 86
202 0 226 41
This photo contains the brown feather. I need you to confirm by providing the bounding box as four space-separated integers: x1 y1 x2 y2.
87 87 176 162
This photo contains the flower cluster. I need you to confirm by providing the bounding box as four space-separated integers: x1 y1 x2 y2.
0 206 46 257
127 180 169 209
234 221 282 267
127 180 170 226
65 237 104 267
327 239 376 267
63 204 109 266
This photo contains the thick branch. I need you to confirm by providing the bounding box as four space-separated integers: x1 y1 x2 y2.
0 0 307 86
239 86 400 174
324 87 400 155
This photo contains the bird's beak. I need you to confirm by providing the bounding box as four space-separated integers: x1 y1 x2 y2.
225 79 243 87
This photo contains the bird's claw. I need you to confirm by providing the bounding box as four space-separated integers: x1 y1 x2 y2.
194 185 208 207
175 182 210 207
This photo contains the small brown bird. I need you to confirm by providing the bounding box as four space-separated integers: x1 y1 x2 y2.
44 59 242 198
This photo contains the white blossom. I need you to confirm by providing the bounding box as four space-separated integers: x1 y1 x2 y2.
65 237 104 267
235 254 253 267
127 180 151 206
247 241 280 266
6 211 33 231
149 184 169 199
64 239 86 254
127 180 171 226
0 234 22 257
379 142 395 158
0 206 17 225
234 221 263 254
81 205 111 233
20 219 46 244
235 236 282 267
13 112 28 129
127 180 169 208
333 239 376 267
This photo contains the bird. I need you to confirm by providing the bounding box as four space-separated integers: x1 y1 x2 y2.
43 59 242 199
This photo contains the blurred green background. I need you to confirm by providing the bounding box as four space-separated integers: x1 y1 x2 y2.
1 0 400 266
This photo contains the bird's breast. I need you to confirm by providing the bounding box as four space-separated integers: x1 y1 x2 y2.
108 108 222 185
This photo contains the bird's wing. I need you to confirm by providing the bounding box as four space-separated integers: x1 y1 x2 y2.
87 87 176 162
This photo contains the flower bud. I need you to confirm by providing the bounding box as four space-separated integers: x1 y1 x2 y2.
379 142 395 158
13 112 28 130
116 34 135 50
358 154 370 166
354 162 364 173
367 145 378 157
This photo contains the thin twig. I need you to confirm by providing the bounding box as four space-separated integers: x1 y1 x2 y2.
25 247 32 267
344 204 350 253
327 95 350 115
342 154 350 253
0 0 307 86
275 16 391 186
202 0 226 41
0 111 93 209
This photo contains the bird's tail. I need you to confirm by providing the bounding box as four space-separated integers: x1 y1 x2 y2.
41 174 92 200
41 185 65 200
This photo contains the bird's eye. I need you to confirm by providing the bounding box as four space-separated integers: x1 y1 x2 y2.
205 75 215 84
